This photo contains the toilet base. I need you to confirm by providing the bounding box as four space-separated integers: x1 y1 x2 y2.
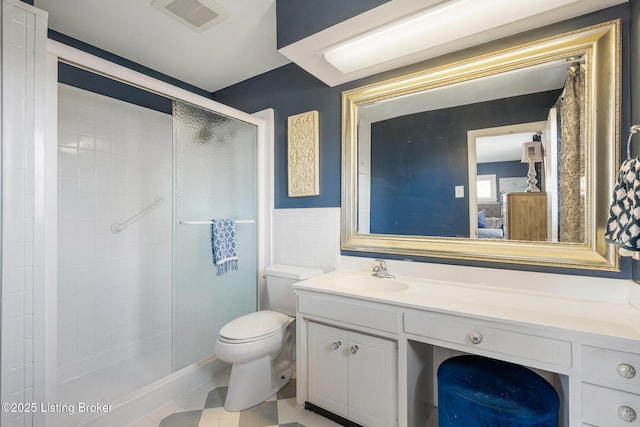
224 355 293 412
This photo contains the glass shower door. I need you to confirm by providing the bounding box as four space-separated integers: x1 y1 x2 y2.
173 100 258 370
56 83 174 426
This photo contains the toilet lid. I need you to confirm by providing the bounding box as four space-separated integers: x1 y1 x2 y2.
219 311 291 342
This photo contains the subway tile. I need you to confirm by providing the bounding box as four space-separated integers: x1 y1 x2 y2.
22 268 34 292
78 135 96 151
23 315 33 340
22 367 34 402
6 267 24 293
11 366 25 394
10 292 25 319
11 342 24 369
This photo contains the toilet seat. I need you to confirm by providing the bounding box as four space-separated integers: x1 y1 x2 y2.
218 311 291 344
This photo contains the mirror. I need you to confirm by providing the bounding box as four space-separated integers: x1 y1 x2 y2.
341 21 620 271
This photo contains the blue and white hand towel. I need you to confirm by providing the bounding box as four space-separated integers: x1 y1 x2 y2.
605 158 640 256
211 219 238 275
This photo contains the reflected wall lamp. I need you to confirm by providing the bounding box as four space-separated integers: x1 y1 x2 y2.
521 134 544 193
322 0 579 74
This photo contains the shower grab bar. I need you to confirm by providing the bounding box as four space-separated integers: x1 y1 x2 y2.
111 196 165 234
179 220 255 225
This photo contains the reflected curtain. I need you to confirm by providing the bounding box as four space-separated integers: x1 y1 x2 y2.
554 64 585 243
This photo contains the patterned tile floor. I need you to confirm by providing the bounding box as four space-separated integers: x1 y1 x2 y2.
127 375 342 427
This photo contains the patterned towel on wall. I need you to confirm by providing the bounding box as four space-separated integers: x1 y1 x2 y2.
605 158 640 256
211 219 238 275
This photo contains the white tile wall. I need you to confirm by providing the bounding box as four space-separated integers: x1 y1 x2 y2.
272 207 340 273
56 84 173 382
1 1 47 426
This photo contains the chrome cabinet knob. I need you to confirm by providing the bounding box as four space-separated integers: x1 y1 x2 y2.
617 363 637 379
469 332 483 344
349 345 359 355
618 406 637 423
331 341 342 350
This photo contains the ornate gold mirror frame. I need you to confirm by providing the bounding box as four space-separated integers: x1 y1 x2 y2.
341 21 620 270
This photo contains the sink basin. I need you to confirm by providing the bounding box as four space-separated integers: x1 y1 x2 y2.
333 275 409 292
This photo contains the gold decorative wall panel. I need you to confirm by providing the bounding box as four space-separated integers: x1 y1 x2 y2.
288 110 320 197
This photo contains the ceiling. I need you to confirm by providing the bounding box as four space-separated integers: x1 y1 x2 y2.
34 0 627 93
35 0 291 92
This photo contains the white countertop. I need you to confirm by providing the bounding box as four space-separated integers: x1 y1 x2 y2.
294 269 640 341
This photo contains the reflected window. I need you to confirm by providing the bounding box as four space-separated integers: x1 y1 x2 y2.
477 174 497 202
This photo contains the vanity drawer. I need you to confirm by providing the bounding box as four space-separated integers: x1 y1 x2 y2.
404 310 572 367
297 292 400 333
582 345 640 389
582 383 640 426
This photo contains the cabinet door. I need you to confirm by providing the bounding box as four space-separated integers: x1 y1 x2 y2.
348 331 397 427
307 322 349 418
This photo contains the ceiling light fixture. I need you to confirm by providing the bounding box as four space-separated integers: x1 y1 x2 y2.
322 0 579 74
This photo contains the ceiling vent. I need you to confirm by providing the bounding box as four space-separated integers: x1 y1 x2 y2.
151 0 230 32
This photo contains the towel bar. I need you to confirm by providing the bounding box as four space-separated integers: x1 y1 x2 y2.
111 196 165 233
179 220 255 225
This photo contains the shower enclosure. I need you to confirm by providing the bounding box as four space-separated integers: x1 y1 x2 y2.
54 79 259 426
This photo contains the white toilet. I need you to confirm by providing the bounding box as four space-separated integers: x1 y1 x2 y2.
215 264 322 411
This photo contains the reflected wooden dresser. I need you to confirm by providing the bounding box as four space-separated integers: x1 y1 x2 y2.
502 192 547 241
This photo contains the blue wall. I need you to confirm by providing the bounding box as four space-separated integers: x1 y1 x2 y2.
42 2 632 278
214 6 629 211
213 4 632 277
58 63 172 114
214 63 344 209
369 90 560 237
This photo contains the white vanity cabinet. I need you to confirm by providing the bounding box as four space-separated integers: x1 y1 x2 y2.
580 344 640 426
307 322 397 427
294 270 640 427
297 291 400 426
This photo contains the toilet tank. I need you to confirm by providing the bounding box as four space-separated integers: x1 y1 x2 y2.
265 264 323 316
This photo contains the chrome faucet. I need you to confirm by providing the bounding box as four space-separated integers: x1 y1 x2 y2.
372 258 395 278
